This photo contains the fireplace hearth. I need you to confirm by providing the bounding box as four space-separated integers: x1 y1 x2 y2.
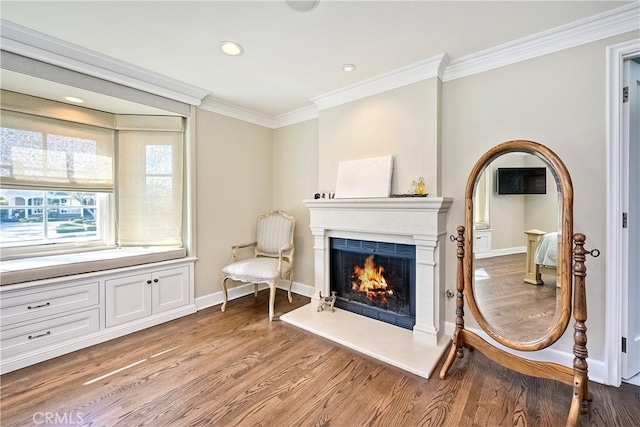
330 238 415 329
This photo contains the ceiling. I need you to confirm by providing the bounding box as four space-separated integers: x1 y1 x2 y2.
0 1 634 118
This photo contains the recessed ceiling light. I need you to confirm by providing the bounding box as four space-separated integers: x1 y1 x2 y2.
286 0 319 12
220 41 244 56
342 64 356 72
64 96 84 103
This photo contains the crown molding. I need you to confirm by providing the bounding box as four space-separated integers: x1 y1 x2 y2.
0 19 210 106
444 3 640 82
272 105 318 129
311 53 448 111
199 96 274 128
200 97 318 129
2 3 637 127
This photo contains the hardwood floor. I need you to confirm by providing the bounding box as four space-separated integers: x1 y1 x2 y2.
474 254 561 342
1 290 638 427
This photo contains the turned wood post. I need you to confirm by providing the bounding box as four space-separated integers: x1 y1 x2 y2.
455 225 465 358
571 233 589 412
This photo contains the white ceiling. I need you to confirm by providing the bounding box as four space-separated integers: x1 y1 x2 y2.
0 1 634 118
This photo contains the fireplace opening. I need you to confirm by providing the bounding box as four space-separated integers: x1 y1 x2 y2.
330 238 416 330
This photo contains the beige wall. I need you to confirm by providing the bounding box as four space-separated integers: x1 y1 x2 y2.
318 78 441 196
273 119 319 287
478 153 558 251
442 32 638 360
194 109 273 298
488 153 527 250
524 155 559 234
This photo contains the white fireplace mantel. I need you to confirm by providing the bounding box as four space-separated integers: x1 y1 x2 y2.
303 196 452 346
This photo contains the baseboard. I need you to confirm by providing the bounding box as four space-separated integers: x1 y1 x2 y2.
0 304 197 374
475 246 525 260
622 373 640 386
444 321 606 384
286 281 315 298
195 281 315 311
492 246 526 258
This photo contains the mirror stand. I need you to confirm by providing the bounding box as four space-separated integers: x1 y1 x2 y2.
440 226 592 426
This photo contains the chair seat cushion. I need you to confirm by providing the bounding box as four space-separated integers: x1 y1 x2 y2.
222 258 292 283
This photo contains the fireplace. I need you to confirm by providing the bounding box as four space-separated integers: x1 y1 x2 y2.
282 197 452 379
330 238 415 329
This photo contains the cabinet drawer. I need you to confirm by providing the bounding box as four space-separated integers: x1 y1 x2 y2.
1 308 100 359
0 282 99 326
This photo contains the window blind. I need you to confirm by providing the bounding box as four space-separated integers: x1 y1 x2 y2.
117 129 183 246
0 110 115 192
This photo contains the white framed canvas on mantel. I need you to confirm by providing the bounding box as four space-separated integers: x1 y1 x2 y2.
334 155 394 199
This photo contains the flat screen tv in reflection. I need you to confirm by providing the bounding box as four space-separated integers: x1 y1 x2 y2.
496 167 546 195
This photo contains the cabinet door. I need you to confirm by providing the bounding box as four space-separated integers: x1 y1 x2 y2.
152 266 190 315
105 273 152 328
474 229 492 257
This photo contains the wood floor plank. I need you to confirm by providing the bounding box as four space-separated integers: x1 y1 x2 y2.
1 289 639 427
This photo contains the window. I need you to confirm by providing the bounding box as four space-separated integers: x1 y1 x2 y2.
1 91 185 259
0 189 106 248
474 169 490 230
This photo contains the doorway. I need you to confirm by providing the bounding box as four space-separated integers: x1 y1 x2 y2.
621 56 640 385
606 39 640 387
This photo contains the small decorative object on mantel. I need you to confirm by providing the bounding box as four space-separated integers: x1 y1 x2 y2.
314 192 335 199
317 291 337 312
390 177 429 197
410 177 427 195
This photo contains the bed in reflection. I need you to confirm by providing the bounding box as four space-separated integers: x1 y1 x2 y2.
524 229 560 286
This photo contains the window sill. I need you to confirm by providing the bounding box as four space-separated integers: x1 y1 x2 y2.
0 247 187 286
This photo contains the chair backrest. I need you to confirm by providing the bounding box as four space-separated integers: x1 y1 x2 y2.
255 210 295 260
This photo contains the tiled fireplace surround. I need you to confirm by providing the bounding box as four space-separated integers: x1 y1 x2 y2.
282 197 452 378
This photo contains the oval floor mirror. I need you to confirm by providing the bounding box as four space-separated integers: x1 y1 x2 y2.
440 140 598 427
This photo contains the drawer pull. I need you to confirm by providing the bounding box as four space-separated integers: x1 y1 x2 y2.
28 331 51 340
27 302 51 310
146 280 152 284
153 278 159 283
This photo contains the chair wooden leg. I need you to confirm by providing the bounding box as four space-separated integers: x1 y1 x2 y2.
221 277 229 312
254 284 259 297
269 283 276 321
287 273 293 303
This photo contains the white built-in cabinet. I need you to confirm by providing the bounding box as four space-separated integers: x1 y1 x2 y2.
0 259 196 374
105 266 190 327
474 229 492 258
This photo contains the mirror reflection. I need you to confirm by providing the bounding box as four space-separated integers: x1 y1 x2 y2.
472 152 562 343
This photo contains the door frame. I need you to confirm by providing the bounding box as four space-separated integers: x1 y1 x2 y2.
605 38 640 387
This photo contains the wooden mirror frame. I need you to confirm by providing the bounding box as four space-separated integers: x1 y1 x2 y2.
465 140 573 351
440 140 592 427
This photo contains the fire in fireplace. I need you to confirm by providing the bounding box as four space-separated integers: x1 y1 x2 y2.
330 238 416 329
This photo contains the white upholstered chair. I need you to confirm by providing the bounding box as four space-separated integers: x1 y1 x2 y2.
220 210 295 321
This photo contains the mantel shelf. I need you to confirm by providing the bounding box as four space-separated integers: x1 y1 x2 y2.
303 196 453 211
